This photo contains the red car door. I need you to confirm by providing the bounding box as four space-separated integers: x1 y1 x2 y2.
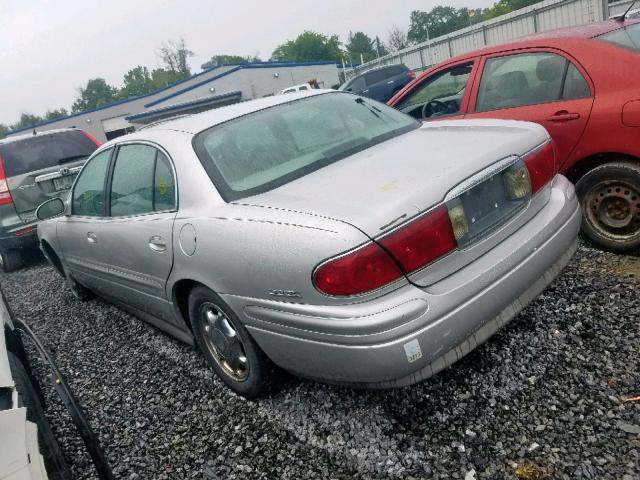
390 58 480 122
464 48 594 169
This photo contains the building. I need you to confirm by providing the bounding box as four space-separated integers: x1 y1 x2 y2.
10 61 339 142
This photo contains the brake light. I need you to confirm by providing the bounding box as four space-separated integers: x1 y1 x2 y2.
82 131 102 147
407 71 416 79
523 141 556 193
378 205 456 273
0 154 13 206
313 242 404 296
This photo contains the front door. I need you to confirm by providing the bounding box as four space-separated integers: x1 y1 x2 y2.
465 50 594 169
97 143 177 322
58 147 113 291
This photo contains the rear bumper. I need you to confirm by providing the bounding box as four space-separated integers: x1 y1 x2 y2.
227 175 581 386
0 229 38 250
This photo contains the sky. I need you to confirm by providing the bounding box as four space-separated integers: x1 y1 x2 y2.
0 0 493 125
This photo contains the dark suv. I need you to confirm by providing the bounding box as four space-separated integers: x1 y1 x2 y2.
339 64 415 103
0 128 99 271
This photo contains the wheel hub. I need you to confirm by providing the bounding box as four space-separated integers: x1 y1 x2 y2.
201 304 248 380
587 182 640 238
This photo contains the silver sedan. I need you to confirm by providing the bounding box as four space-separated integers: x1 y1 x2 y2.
36 91 581 398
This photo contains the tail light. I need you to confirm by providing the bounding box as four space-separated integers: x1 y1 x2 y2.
407 71 416 79
0 154 13 206
82 131 102 147
523 141 556 193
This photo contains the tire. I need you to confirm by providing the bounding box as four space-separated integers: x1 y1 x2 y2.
62 266 93 301
575 161 640 253
8 352 71 480
0 249 24 272
188 286 270 398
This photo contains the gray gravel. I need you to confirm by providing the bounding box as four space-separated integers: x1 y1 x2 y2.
1 241 639 479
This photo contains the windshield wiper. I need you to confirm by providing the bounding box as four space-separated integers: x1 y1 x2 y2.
355 97 382 118
57 155 88 164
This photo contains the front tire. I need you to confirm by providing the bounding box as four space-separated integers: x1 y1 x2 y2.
188 286 270 398
0 249 24 272
576 161 640 253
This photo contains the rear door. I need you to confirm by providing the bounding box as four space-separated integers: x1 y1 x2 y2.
464 49 594 168
97 143 177 322
0 130 99 222
362 68 393 101
391 60 479 120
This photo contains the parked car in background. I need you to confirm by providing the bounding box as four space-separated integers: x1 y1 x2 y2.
0 129 100 271
36 90 579 398
389 18 640 253
339 64 415 103
280 83 313 94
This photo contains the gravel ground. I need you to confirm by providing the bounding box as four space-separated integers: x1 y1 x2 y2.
1 241 639 480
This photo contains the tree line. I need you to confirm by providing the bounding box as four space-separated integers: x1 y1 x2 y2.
1 0 542 139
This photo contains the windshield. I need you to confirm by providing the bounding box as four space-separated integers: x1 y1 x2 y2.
598 22 640 51
0 130 98 177
193 92 419 201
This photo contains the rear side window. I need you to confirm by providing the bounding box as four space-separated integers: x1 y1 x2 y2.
0 130 98 177
110 144 176 217
562 63 590 99
72 148 111 216
365 68 391 85
599 23 640 51
341 75 365 92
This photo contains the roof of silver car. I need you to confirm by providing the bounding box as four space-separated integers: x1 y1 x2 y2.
147 89 331 135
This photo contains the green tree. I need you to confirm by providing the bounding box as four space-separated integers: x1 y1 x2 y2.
158 38 193 80
201 54 261 70
71 78 118 113
44 108 68 120
119 66 158 98
346 31 376 63
11 113 43 131
0 124 9 139
271 31 342 62
408 6 470 43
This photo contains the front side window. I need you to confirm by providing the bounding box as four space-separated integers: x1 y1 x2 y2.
395 63 473 119
72 148 111 216
339 75 365 92
476 53 575 112
599 23 640 52
193 92 418 201
110 144 175 217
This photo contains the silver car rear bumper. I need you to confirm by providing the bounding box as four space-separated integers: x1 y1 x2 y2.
228 175 581 387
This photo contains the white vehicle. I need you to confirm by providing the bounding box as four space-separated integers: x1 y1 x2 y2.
280 83 313 94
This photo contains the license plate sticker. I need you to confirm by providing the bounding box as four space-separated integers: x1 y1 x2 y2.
404 339 423 363
53 175 75 191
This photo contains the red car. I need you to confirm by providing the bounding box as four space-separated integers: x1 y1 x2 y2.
389 18 640 253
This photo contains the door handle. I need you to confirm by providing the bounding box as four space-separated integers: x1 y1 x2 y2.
387 80 395 85
547 111 580 122
86 232 97 244
148 235 166 252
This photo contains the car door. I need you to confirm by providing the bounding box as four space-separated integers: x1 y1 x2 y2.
391 60 479 121
57 147 113 291
363 68 393 102
97 142 178 322
465 49 594 168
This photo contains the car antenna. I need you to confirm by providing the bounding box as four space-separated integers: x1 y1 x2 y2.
614 0 637 21
32 122 37 136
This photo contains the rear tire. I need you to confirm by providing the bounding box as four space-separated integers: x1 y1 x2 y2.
0 249 24 272
188 286 270 399
575 161 640 253
8 352 71 480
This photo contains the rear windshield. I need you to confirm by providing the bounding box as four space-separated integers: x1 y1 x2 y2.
193 92 419 201
598 22 640 51
0 130 98 177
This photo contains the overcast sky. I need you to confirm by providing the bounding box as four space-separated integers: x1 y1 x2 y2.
0 0 493 125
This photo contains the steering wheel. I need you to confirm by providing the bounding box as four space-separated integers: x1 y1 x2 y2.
421 100 449 119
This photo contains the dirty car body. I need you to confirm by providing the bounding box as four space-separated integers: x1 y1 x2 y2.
37 90 580 396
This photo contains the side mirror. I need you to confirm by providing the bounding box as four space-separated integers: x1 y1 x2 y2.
36 197 66 221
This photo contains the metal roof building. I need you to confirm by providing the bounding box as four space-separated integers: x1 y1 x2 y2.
10 61 339 142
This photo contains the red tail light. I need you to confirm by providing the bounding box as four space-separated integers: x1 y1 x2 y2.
407 71 416 79
0 154 13 206
523 141 556 193
82 131 102 147
379 205 456 273
313 206 456 296
313 242 404 296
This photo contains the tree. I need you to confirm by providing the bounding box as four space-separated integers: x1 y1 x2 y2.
158 38 193 79
387 25 409 52
374 36 389 57
119 66 158 98
71 78 118 113
201 54 261 70
44 108 68 121
271 31 342 62
11 113 43 131
346 31 376 63
408 6 470 43
0 124 9 139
